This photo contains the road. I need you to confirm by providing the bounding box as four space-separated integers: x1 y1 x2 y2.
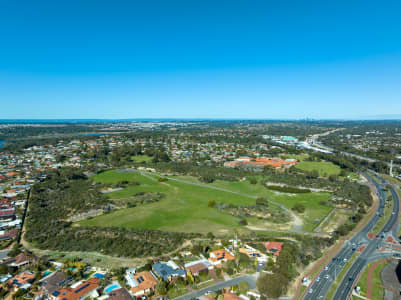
175 275 257 300
309 130 401 169
303 172 401 299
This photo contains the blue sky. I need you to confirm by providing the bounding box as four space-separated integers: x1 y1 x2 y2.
1 0 401 119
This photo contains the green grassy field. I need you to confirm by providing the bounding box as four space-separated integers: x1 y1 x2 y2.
131 155 153 163
354 260 387 300
296 160 341 177
81 170 333 234
194 176 333 232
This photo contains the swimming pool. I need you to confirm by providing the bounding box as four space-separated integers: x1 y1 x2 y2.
105 284 120 293
43 271 52 277
93 273 106 279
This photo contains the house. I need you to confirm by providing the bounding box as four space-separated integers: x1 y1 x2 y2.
224 157 297 170
208 249 235 265
184 259 213 276
128 271 158 296
152 261 186 281
264 242 283 257
7 252 32 268
0 208 15 221
106 287 134 300
239 245 267 263
41 271 69 296
0 274 12 283
8 271 36 291
0 228 19 241
52 278 100 300
185 262 208 276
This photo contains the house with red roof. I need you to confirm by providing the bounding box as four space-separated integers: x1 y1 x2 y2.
264 242 283 257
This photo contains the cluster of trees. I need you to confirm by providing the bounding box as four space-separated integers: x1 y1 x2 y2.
83 144 170 166
151 162 252 182
0 124 96 140
256 235 333 298
25 168 199 258
257 243 298 298
262 167 372 211
216 201 289 224
265 184 311 194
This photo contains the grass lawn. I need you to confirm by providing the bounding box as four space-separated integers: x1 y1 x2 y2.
84 171 267 234
82 170 334 234
296 160 341 177
355 260 387 299
200 177 333 232
131 155 153 163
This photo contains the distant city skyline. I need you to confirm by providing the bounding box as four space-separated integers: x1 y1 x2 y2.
1 1 401 119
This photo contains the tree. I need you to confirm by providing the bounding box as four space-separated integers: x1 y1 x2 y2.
239 281 250 294
291 203 305 213
257 273 288 299
208 200 216 207
256 197 268 206
239 218 248 226
156 282 167 295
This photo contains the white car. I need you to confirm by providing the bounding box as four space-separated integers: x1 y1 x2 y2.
324 274 329 279
324 266 329 271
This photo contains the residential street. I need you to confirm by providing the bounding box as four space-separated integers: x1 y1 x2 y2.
175 274 257 300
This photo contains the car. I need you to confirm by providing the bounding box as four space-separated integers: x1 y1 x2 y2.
204 291 212 295
343 258 347 262
392 212 395 215
324 266 329 271
324 275 329 279
316 276 320 282
309 289 313 294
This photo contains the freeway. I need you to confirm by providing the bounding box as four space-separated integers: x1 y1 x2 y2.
333 173 401 300
303 172 400 300
310 131 401 169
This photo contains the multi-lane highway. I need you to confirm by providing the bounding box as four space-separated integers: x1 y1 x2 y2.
303 172 401 300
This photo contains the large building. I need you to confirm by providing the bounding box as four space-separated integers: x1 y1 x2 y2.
224 157 297 169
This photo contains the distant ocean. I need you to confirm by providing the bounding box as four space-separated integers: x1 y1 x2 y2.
0 140 4 148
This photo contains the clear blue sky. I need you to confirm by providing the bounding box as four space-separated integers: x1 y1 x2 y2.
1 0 401 119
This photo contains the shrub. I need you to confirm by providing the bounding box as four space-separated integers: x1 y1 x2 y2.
239 218 248 225
208 200 216 207
291 203 306 213
256 197 268 206
265 185 310 193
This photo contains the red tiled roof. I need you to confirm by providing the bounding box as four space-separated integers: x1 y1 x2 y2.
264 242 283 256
54 278 100 300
